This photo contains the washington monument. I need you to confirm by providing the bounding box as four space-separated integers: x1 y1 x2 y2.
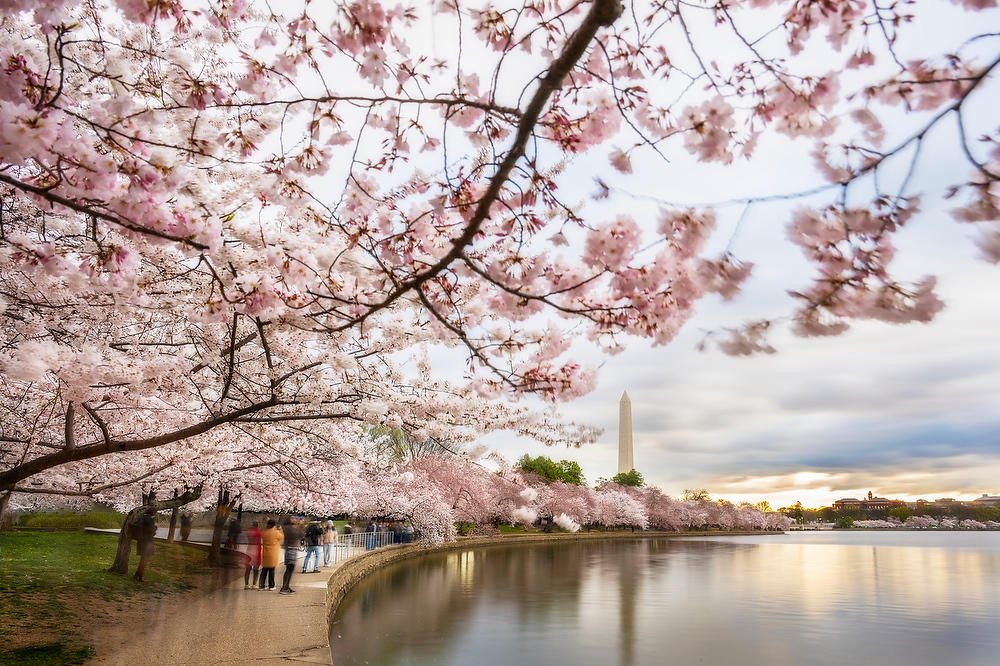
618 391 634 474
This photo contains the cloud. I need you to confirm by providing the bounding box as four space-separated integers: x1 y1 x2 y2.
485 244 1000 506
470 6 1000 508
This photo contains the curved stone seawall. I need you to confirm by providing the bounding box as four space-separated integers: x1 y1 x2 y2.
325 530 781 627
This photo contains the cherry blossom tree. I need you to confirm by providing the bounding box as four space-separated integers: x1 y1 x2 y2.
904 515 937 528
591 483 649 529
2 0 998 512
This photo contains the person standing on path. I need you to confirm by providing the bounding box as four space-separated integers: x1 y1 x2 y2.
133 509 157 582
302 520 322 573
179 512 192 541
244 521 263 589
226 517 243 549
321 520 337 567
279 517 304 594
259 519 283 590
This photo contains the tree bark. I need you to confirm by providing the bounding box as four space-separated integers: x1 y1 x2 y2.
109 486 203 575
110 505 145 575
208 488 238 567
0 491 14 531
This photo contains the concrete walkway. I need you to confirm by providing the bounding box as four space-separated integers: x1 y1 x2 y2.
87 541 335 665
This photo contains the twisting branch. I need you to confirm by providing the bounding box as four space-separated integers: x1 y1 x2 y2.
0 172 210 250
329 0 624 332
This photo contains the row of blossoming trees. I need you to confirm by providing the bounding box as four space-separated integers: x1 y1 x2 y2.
10 447 792 544
854 517 999 529
1 1 998 528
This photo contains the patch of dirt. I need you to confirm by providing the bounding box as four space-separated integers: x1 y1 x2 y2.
86 567 241 660
0 567 241 658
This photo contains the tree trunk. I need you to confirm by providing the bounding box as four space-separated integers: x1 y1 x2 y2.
208 488 237 567
110 506 144 575
167 489 179 542
108 485 203 575
0 491 14 531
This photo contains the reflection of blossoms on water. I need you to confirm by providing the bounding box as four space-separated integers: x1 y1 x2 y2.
333 533 1000 666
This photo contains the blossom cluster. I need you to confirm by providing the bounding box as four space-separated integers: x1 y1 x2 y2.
1 0 998 494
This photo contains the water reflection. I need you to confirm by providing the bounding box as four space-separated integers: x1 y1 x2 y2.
331 533 1000 666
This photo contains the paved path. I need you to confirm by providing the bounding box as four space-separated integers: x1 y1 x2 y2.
87 541 335 665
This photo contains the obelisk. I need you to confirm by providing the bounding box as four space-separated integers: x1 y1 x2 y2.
618 391 634 474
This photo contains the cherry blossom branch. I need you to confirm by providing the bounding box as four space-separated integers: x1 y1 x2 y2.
12 461 173 497
0 173 209 250
328 0 623 333
0 397 279 491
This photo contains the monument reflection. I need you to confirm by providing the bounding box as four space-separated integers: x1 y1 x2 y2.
331 533 1000 666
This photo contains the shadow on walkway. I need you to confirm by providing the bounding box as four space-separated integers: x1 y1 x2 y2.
88 550 334 665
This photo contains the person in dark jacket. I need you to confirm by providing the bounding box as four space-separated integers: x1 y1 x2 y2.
179 512 192 541
134 509 157 582
302 520 322 573
226 517 243 549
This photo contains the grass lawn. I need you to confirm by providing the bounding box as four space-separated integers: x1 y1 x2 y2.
497 524 529 534
0 530 212 664
16 510 125 530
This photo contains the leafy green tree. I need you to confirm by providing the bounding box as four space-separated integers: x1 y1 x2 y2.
834 506 861 528
973 507 1000 522
780 501 804 523
611 469 644 487
755 500 773 513
516 455 585 486
682 489 711 502
801 508 821 523
888 506 912 521
835 515 855 529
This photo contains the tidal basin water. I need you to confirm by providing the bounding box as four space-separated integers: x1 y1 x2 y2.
330 531 1000 666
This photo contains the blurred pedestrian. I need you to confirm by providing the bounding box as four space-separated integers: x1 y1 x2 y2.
322 520 337 567
179 512 192 541
280 517 303 594
226 516 243 549
259 519 282 590
133 509 157 582
244 520 263 589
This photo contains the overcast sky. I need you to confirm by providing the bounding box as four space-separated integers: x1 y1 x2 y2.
483 203 1000 507
470 2 1000 508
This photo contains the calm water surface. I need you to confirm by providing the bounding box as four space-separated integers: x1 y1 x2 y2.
330 532 1000 666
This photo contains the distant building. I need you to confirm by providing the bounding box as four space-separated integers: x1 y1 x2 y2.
832 497 862 511
833 491 903 512
834 492 999 512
